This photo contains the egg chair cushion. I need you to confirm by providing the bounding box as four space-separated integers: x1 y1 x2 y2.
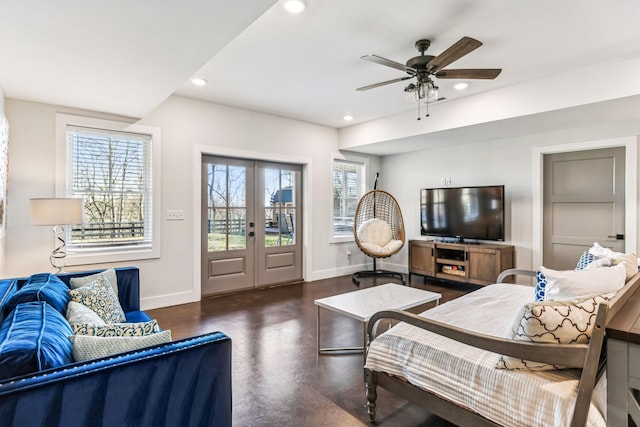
358 218 393 247
361 239 404 257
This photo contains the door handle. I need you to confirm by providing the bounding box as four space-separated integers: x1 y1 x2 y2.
607 234 624 240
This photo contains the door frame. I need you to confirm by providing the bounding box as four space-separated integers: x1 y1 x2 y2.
192 144 312 302
532 136 638 268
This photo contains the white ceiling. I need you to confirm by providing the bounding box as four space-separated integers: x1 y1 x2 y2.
2 0 640 142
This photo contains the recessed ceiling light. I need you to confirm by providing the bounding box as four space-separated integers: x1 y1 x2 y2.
283 0 307 13
453 82 469 91
343 115 354 121
191 77 207 86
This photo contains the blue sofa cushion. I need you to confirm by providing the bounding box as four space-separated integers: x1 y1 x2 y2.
0 301 74 380
0 279 17 324
125 310 153 323
5 273 69 316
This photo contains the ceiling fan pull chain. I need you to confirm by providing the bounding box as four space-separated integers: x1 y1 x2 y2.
425 99 430 118
417 98 421 120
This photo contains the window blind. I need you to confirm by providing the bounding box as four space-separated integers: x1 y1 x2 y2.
66 125 153 250
332 159 365 236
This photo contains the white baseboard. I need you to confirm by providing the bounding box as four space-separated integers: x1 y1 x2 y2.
308 263 371 282
308 261 408 282
141 290 196 311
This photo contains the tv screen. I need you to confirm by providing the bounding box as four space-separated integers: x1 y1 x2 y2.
420 185 505 241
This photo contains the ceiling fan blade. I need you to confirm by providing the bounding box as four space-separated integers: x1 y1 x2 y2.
426 36 483 73
435 68 502 79
356 76 413 91
361 54 417 74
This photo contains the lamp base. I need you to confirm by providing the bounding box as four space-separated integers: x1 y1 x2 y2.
50 225 67 274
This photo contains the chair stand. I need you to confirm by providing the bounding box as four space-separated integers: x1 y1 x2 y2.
352 258 406 286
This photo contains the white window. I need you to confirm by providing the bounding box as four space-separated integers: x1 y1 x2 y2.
56 114 161 264
331 156 366 241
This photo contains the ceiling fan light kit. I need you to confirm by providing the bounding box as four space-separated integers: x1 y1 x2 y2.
357 36 502 120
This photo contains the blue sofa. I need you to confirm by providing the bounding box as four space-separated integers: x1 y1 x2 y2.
0 267 232 427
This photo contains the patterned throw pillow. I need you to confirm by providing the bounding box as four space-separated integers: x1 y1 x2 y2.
71 319 160 337
69 330 172 362
575 251 598 270
496 293 613 371
68 276 126 324
69 269 118 295
534 270 547 302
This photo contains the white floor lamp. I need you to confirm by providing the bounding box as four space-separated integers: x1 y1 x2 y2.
30 198 83 273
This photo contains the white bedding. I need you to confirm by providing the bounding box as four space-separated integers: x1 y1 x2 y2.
365 283 606 427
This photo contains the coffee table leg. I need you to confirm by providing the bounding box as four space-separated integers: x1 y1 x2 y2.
317 305 321 354
317 306 365 355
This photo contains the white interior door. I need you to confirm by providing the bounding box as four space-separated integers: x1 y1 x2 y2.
543 147 625 269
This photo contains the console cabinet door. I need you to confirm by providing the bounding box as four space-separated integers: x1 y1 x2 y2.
467 246 514 285
409 241 435 276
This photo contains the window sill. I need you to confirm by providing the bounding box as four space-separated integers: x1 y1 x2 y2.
330 235 355 244
66 246 160 266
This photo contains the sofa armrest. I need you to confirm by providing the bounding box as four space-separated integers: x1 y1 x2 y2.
496 268 537 284
0 331 232 427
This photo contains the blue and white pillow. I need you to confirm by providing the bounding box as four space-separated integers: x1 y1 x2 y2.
576 251 598 270
534 270 547 302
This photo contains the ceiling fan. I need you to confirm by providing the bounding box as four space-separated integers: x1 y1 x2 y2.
357 37 502 119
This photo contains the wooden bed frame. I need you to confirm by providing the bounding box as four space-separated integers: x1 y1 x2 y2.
364 269 640 427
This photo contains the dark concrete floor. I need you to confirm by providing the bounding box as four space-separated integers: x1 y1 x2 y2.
148 275 480 427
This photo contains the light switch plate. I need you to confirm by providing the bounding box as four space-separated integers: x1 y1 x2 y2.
166 210 185 220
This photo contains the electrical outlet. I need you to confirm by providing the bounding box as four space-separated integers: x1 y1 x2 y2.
166 210 185 221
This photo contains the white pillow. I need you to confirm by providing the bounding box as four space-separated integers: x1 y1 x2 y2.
358 219 392 247
69 330 172 362
588 242 638 280
540 264 625 301
66 301 107 326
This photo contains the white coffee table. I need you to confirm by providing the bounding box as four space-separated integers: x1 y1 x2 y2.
314 283 441 361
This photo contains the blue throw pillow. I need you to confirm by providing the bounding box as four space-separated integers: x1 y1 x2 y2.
5 273 69 315
0 301 74 380
534 270 547 302
575 251 598 270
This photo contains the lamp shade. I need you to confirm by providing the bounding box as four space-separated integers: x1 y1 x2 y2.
30 198 83 225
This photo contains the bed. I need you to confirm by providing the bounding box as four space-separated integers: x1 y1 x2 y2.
364 267 640 427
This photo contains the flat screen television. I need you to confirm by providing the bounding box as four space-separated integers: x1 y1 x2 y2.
420 185 505 242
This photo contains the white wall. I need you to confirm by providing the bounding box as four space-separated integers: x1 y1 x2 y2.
0 82 5 275
3 95 380 309
379 120 640 277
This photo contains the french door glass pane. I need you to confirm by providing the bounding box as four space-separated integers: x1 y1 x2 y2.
207 163 247 252
264 167 296 247
228 208 246 250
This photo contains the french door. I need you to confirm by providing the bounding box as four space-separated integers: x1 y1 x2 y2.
201 155 302 295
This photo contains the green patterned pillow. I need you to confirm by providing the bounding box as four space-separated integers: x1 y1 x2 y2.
68 276 126 324
72 319 160 337
69 330 172 362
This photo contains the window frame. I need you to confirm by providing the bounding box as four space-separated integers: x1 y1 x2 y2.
55 114 161 265
330 153 368 243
